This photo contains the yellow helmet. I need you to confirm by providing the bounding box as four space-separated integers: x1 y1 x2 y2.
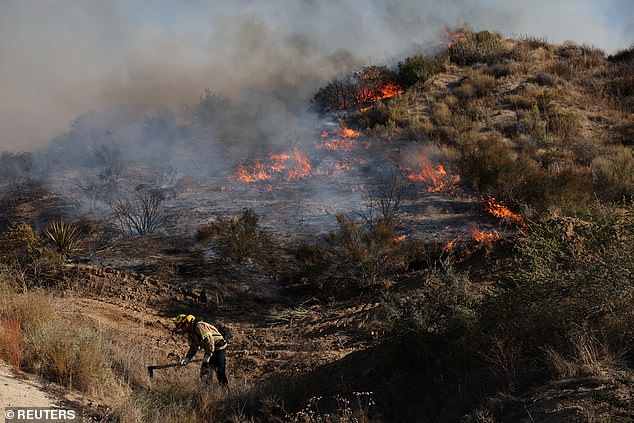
175 314 195 330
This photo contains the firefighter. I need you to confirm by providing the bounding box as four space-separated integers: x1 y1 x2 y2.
174 314 229 386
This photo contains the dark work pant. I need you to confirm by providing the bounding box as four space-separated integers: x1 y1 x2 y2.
200 348 228 385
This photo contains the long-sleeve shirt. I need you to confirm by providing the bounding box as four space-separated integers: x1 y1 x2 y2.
185 321 227 360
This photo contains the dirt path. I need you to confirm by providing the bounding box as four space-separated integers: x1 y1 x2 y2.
0 362 56 414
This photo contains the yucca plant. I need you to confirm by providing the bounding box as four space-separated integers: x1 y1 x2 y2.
44 221 80 259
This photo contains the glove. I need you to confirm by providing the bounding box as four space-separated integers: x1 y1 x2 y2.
202 355 211 364
180 357 190 366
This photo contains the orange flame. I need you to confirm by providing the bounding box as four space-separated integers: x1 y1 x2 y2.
269 152 291 173
235 161 270 183
287 146 312 180
341 126 360 138
377 83 405 100
355 82 404 103
442 223 502 263
470 223 501 244
319 124 360 152
322 137 356 152
482 196 526 228
402 149 460 193
445 28 469 48
393 234 408 243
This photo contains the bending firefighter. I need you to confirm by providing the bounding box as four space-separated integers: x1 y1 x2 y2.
174 314 229 386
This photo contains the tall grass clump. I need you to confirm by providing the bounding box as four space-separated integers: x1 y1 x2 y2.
591 145 634 201
0 315 23 371
0 282 113 394
617 114 634 145
455 72 497 100
26 322 111 392
448 29 508 65
111 373 263 423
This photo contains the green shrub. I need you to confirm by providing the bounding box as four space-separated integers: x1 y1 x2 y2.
459 132 519 193
397 54 445 87
0 223 62 288
481 202 634 360
518 105 548 142
428 100 472 142
546 107 580 142
0 223 42 267
196 208 267 264
383 265 479 339
325 213 406 290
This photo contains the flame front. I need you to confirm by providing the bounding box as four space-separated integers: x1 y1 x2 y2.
483 196 526 228
287 146 312 180
355 81 404 104
234 147 313 183
319 124 361 152
401 148 460 193
235 161 270 183
470 223 501 244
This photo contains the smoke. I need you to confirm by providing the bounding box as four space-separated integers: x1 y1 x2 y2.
1 0 633 151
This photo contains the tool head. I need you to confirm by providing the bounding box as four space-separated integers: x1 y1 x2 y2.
147 366 154 378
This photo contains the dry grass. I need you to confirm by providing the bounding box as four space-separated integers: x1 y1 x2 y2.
26 321 112 392
546 326 627 379
591 145 634 200
0 315 23 371
0 280 117 396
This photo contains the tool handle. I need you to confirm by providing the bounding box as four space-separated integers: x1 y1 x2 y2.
148 358 202 370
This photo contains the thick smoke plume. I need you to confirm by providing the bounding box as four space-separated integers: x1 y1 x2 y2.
1 0 633 151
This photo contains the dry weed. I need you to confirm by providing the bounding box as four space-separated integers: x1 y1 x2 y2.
0 316 23 371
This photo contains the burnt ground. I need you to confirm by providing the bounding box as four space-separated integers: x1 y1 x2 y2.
0 133 549 420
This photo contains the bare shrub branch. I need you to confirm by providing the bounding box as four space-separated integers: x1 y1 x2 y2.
110 190 165 236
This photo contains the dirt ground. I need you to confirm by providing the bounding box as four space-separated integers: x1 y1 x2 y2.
0 362 56 412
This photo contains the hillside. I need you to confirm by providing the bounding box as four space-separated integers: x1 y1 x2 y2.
1 29 633 422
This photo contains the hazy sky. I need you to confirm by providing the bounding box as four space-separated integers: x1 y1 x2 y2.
1 0 632 151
